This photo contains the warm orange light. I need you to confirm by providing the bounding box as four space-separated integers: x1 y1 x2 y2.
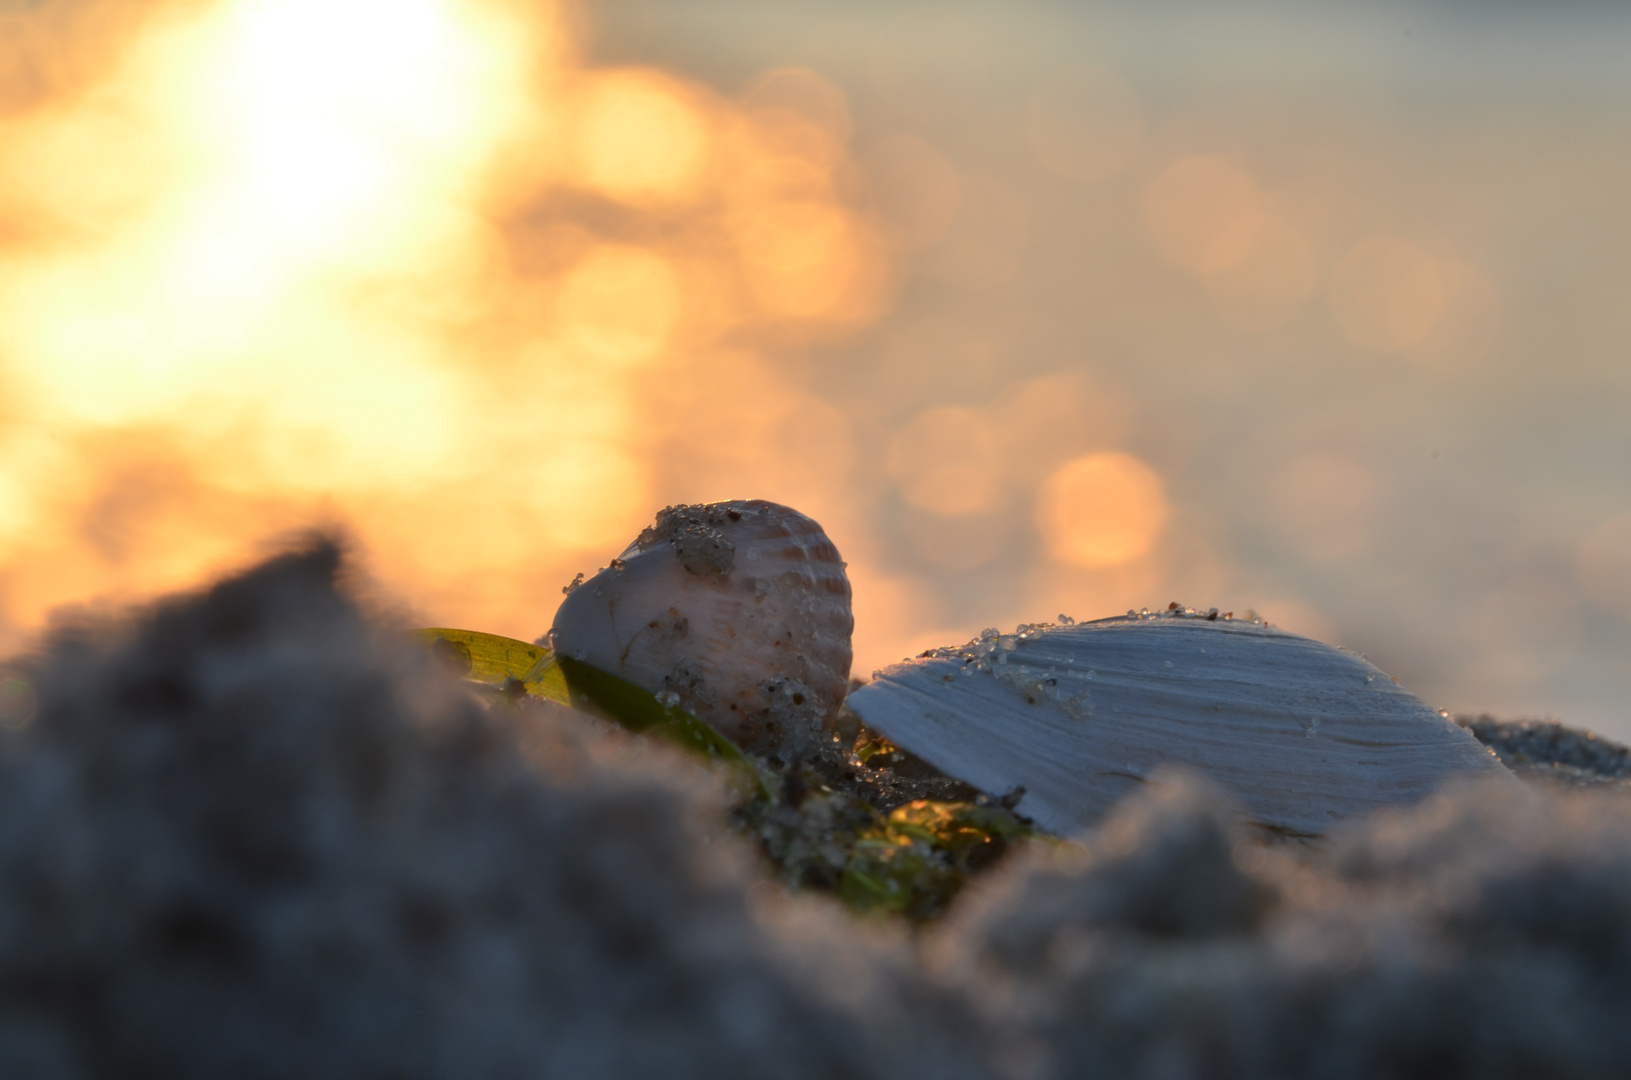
1141 154 1268 275
1268 453 1382 561
1204 213 1319 329
989 372 1133 485
735 199 845 281
888 406 1001 516
740 67 851 168
1328 242 1499 365
1037 452 1168 567
1024 65 1143 183
732 202 887 323
2 0 533 481
863 135 962 251
0 96 167 237
1579 510 1631 616
529 442 653 552
901 509 1010 571
1329 235 1446 352
846 562 953 671
928 174 1029 288
553 245 680 365
0 0 903 656
567 70 710 206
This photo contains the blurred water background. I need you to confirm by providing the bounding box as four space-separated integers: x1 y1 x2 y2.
1 0 1629 736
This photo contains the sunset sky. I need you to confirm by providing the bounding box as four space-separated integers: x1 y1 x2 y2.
2 0 1629 737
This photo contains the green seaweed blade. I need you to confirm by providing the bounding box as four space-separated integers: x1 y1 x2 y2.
414 627 569 704
414 628 769 797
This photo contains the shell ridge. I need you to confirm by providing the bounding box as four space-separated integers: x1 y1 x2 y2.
850 615 1517 836
552 499 852 759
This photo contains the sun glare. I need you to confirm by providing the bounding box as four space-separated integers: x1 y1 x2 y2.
0 0 910 658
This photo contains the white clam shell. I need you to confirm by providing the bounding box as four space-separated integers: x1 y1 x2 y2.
550 500 853 761
846 613 1516 837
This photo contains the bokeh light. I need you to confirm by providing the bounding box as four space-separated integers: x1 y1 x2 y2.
565 70 711 206
925 174 1030 289
1037 453 1168 568
1024 65 1143 183
0 0 889 655
554 245 681 364
863 134 961 251
2 0 1629 738
1329 235 1447 353
1204 213 1319 329
1579 510 1631 616
1141 155 1268 276
888 406 1000 516
1268 453 1383 562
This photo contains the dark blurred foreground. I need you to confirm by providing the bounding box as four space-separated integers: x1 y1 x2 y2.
0 543 1629 1079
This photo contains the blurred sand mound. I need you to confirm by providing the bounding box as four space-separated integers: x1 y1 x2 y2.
0 541 974 1080
939 775 1631 1079
2 545 1630 1079
1459 713 1631 793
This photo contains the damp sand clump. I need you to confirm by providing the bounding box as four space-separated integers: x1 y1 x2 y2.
935 771 1631 1079
1458 713 1631 792
0 543 978 1080
2 544 1631 1078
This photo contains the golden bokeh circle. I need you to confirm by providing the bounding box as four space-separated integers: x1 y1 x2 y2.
1037 452 1168 567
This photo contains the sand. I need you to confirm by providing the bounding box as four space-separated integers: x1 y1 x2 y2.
0 543 1627 1079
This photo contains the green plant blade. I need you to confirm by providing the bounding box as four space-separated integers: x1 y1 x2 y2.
414 627 569 704
414 628 769 798
555 654 770 797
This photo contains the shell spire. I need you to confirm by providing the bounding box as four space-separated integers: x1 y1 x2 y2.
550 500 853 763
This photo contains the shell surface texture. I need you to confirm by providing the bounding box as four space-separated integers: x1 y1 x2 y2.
550 500 853 763
845 611 1516 838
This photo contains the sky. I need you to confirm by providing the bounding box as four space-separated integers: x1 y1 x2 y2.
1 0 1629 736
